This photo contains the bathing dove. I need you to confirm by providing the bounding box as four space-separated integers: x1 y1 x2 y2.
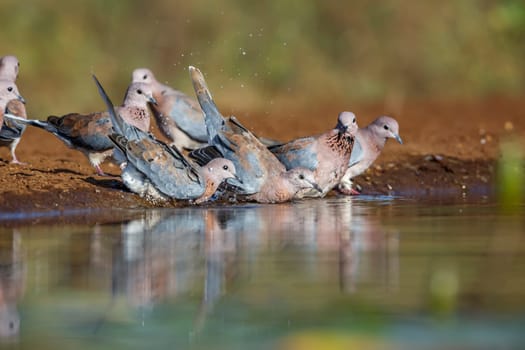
0 99 27 164
0 55 20 83
93 75 241 204
132 68 208 150
4 82 156 175
188 66 321 203
269 111 358 197
0 81 25 134
338 116 402 195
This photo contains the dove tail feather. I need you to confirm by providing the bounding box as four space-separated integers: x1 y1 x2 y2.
188 145 223 166
188 66 224 142
4 114 52 131
92 75 125 135
92 74 144 141
108 133 128 154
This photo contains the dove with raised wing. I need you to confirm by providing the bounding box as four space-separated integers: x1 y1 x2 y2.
188 66 321 203
93 75 241 204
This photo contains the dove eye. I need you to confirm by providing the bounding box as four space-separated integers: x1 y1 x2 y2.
7 86 13 92
137 89 143 95
352 118 356 123
143 74 147 80
222 165 229 170
299 174 305 180
384 125 389 130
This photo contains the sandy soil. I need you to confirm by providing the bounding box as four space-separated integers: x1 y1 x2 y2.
0 95 523 214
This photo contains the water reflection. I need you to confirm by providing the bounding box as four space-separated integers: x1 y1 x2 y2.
0 198 523 348
105 200 399 316
0 229 25 339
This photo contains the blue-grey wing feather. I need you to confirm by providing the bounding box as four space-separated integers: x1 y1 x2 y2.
269 137 319 171
348 138 364 167
169 91 208 142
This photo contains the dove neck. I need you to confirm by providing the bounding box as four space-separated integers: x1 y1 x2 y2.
361 126 387 151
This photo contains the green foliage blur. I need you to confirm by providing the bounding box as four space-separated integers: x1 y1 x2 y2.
1 0 524 115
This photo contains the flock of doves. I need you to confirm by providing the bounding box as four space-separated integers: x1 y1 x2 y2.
0 55 403 204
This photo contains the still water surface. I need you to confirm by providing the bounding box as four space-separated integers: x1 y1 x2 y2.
0 197 523 349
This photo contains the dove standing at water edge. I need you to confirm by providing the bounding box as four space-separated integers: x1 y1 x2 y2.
0 81 25 133
93 75 241 203
337 116 402 195
188 66 321 203
269 111 358 197
132 68 208 150
0 55 27 164
4 82 156 175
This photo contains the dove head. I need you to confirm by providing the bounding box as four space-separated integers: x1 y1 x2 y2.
284 168 322 193
132 68 158 86
0 81 25 109
123 82 157 107
196 158 241 203
204 158 238 183
0 55 20 82
371 116 402 144
336 111 358 137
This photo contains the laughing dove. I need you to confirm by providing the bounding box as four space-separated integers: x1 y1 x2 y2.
269 111 358 197
0 55 27 164
132 68 208 150
338 116 402 195
0 81 25 134
5 82 156 175
188 66 321 203
93 75 241 204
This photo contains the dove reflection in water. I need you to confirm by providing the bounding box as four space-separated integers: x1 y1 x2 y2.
0 230 25 339
88 200 398 322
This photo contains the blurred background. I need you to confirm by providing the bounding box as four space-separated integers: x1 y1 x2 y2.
0 0 524 116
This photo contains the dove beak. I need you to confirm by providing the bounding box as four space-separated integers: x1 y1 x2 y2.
311 181 322 193
394 134 403 144
226 176 244 190
234 174 243 184
17 94 26 104
147 95 158 106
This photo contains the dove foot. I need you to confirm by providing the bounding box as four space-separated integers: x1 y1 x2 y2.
10 159 27 165
95 165 108 177
337 183 361 196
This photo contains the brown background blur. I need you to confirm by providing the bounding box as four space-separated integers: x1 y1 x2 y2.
1 0 524 117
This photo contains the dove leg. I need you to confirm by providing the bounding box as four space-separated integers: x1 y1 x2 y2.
9 138 26 165
88 150 113 176
337 173 361 195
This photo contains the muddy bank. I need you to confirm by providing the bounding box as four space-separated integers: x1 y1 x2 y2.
0 96 522 216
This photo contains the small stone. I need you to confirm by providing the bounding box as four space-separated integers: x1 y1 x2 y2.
504 121 514 131
387 184 393 191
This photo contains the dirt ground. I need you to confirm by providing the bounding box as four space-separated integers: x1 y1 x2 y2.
0 95 523 214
